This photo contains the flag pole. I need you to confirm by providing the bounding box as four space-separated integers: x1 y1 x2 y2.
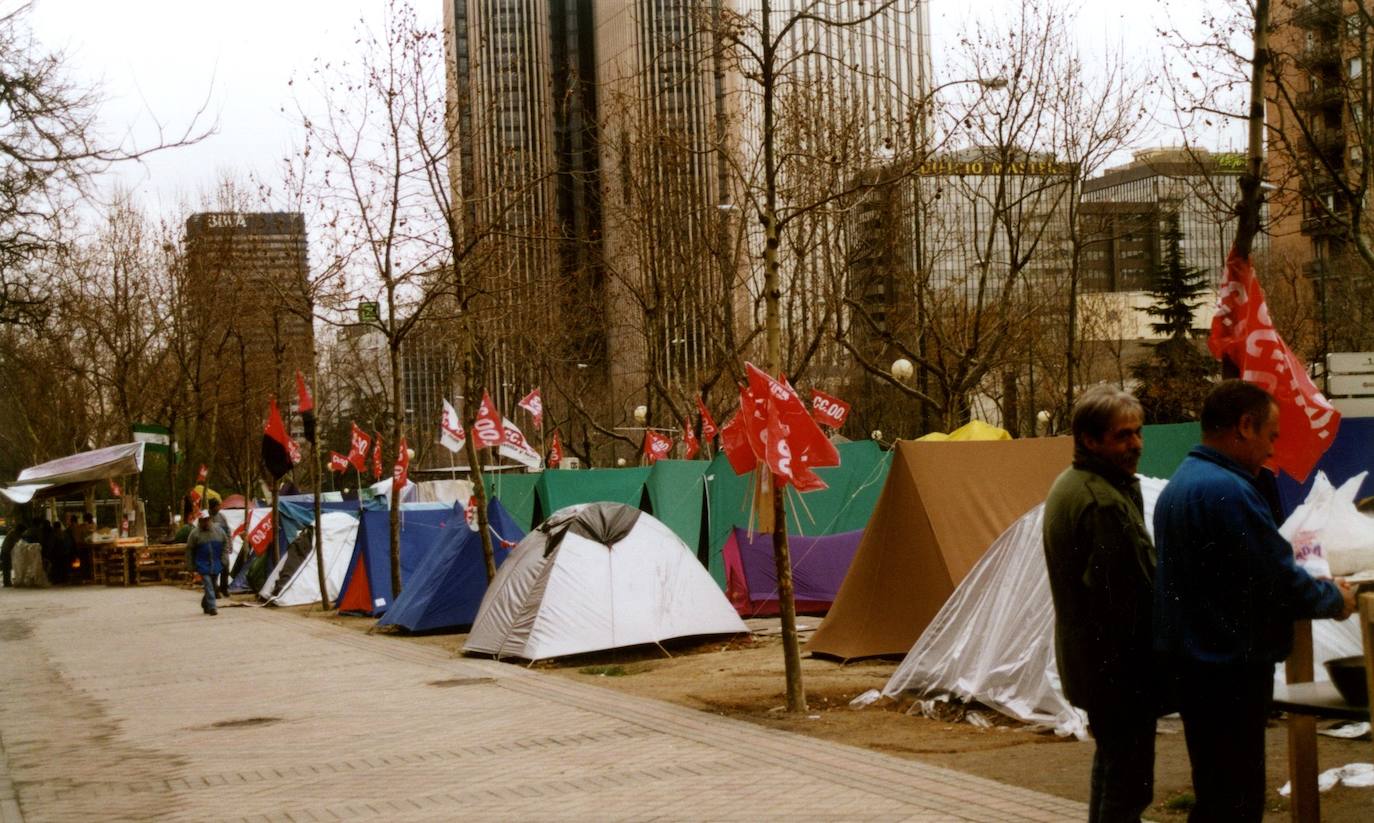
308 370 329 611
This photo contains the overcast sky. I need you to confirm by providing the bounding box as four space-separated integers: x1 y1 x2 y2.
25 0 1222 219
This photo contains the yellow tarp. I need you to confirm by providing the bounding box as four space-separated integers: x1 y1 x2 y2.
914 420 1011 442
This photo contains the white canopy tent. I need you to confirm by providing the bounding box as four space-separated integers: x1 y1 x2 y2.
1 442 145 504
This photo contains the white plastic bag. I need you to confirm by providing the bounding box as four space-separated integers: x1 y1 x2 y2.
1280 472 1374 577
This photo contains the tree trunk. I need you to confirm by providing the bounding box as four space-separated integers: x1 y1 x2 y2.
311 363 330 611
760 0 807 715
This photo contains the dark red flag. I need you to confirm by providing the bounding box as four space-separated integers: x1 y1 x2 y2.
548 431 564 468
719 412 757 475
697 395 719 441
472 391 505 449
809 388 851 429
328 451 350 473
1209 248 1340 481
682 418 700 460
348 424 370 472
261 397 301 479
393 436 410 488
642 430 673 464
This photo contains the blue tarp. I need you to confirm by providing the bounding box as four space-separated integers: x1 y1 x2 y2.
1277 417 1374 515
335 507 453 616
377 498 525 632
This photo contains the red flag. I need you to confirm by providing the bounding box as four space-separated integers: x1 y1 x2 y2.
328 451 350 473
518 388 544 429
393 436 411 489
231 517 246 541
261 397 301 479
196 464 208 483
472 391 505 449
809 388 851 429
682 418 700 460
697 395 719 441
548 430 564 468
348 424 371 472
372 432 384 480
247 512 274 555
294 370 314 413
719 412 757 475
1209 249 1340 482
739 364 839 490
642 430 673 464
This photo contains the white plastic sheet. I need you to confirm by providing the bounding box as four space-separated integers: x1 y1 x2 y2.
882 474 1367 738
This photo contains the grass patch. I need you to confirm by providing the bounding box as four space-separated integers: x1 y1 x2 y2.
579 665 631 677
1163 791 1195 812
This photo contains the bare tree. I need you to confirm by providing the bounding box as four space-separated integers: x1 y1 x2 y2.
0 1 206 326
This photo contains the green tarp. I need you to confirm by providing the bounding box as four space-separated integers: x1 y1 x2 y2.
1139 422 1200 480
534 467 652 524
482 472 540 532
705 440 892 587
642 460 710 561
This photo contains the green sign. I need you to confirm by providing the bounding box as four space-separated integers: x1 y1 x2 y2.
132 423 170 454
358 302 380 324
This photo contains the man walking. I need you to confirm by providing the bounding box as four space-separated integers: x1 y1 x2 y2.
207 498 231 597
1043 384 1158 822
1154 379 1355 821
185 513 225 616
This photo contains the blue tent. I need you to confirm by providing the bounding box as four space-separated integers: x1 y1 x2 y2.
335 506 452 616
377 498 524 632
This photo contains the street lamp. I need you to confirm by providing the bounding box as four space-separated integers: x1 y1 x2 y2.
633 405 648 425
890 358 914 382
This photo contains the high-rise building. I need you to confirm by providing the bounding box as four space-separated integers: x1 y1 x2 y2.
444 2 934 446
183 212 314 417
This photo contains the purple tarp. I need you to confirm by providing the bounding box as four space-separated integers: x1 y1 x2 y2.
724 527 863 616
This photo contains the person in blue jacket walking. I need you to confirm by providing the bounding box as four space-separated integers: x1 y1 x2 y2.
1154 379 1356 822
185 513 225 616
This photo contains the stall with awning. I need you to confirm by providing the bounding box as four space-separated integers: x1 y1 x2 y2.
1 442 145 504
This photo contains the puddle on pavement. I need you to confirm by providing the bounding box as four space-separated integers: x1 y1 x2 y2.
0 618 33 641
427 677 496 688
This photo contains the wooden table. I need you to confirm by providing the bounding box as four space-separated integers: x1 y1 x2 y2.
1276 621 1370 822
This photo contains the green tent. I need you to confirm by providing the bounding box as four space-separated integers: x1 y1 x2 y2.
533 466 652 524
704 440 892 587
1139 422 1200 480
642 460 710 561
482 472 541 532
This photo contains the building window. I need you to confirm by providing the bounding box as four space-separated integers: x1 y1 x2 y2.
1351 57 1364 79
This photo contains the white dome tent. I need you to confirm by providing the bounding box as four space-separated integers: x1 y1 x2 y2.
465 502 747 661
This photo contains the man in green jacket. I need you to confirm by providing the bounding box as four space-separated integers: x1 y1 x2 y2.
1043 385 1157 822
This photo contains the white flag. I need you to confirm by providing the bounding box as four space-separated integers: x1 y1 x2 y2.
440 399 466 453
498 416 542 468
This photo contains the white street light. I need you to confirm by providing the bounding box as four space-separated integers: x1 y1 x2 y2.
891 358 914 382
633 405 648 424
616 457 627 467
871 429 883 442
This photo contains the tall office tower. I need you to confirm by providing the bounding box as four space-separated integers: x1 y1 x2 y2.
445 0 608 427
183 212 314 425
593 1 743 417
734 1 934 388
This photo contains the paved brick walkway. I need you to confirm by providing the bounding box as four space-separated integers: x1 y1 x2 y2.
0 586 1085 822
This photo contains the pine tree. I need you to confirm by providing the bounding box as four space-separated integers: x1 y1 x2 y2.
1130 213 1217 423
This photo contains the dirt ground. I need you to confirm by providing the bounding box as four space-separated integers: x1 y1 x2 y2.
283 604 1373 822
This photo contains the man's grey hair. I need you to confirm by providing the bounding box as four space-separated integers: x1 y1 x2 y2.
1071 384 1143 446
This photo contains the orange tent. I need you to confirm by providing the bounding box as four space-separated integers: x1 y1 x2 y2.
805 435 1072 660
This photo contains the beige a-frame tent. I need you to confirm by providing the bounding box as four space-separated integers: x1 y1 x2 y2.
805 435 1072 660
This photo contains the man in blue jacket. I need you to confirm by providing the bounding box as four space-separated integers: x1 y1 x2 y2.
1155 380 1355 821
185 513 225 616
